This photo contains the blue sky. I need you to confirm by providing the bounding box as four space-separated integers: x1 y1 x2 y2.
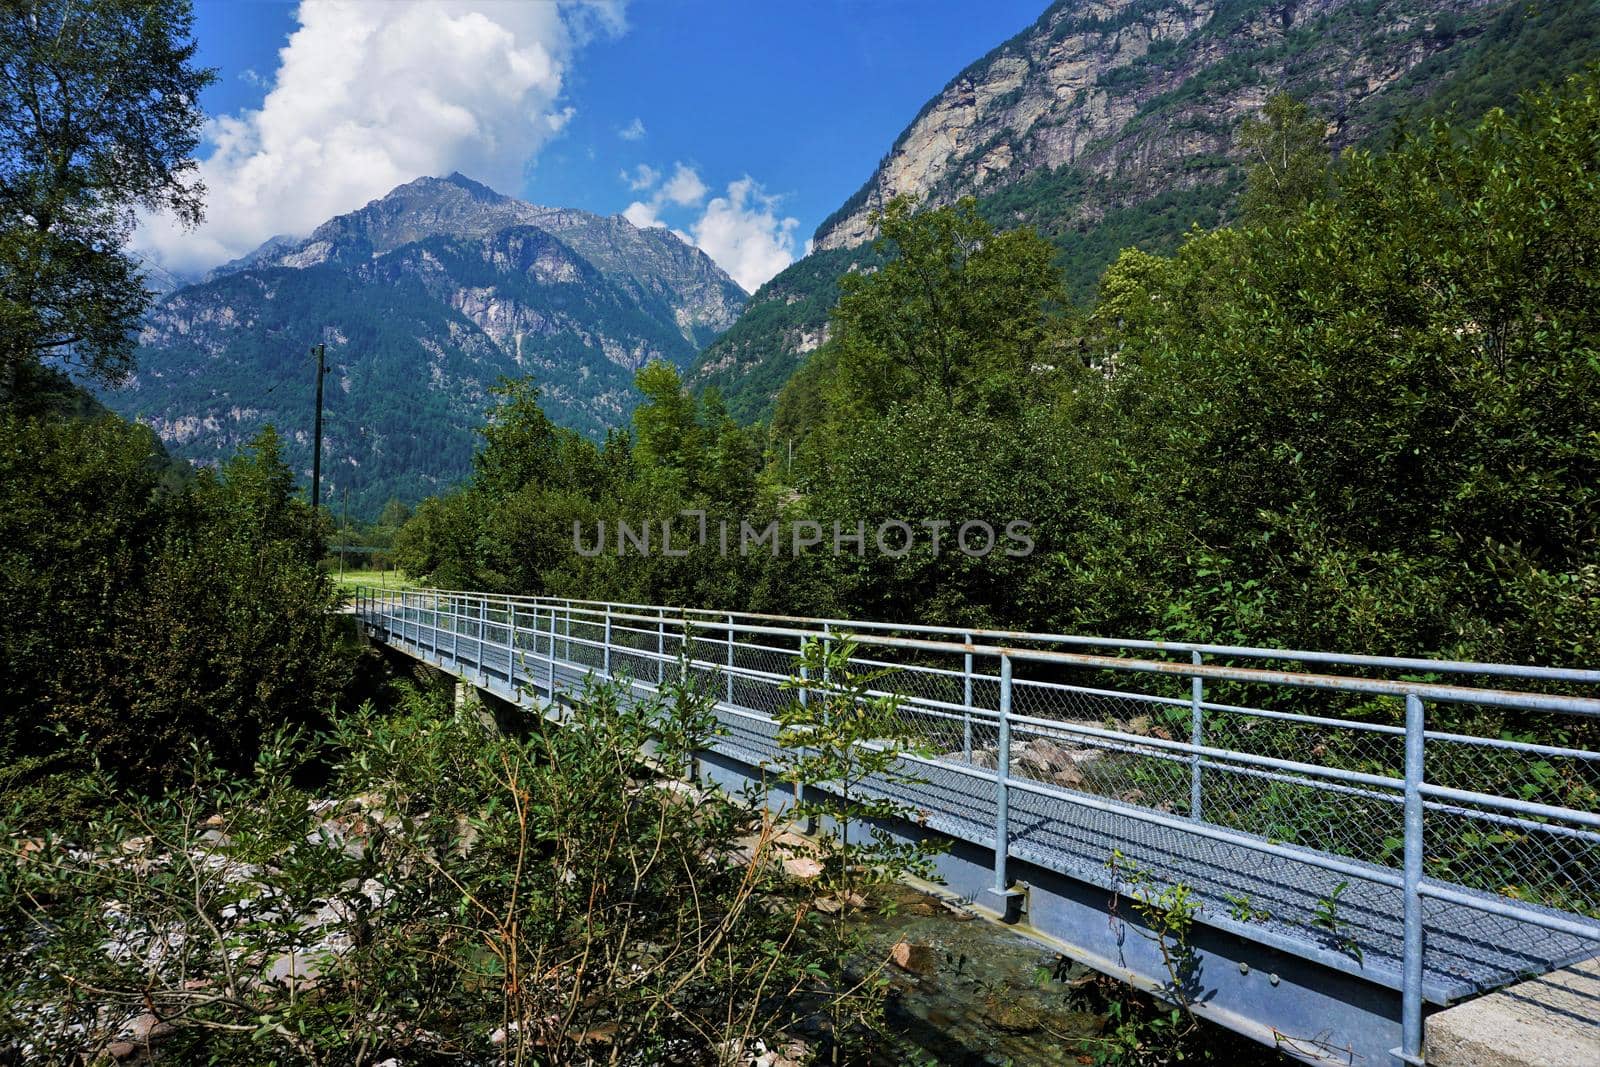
144 0 1048 290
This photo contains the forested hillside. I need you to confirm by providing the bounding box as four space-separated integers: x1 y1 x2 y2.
103 175 747 517
5 2 1598 1060
401 67 1600 669
694 0 1600 423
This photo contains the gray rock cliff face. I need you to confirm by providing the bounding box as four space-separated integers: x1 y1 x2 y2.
108 175 747 513
693 0 1567 424
813 0 1497 252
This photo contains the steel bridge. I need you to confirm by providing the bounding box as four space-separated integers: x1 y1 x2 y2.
355 587 1600 1065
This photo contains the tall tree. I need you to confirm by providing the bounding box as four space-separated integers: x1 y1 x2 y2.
1084 70 1600 662
830 196 1066 417
474 376 557 496
632 361 703 490
1236 93 1331 226
0 0 214 403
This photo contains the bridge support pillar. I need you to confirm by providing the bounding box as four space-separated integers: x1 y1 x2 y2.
979 885 1026 924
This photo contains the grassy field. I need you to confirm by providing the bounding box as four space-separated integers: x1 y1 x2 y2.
328 567 422 597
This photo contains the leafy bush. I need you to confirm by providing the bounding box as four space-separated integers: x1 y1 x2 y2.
0 414 347 794
0 677 821 1064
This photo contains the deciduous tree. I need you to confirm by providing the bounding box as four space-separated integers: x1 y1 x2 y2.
0 0 213 402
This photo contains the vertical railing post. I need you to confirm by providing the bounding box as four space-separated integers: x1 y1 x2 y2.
725 613 735 705
603 605 613 678
679 612 689 687
508 601 518 693
979 651 1023 922
563 600 572 662
963 632 974 763
1401 692 1426 1064
1190 650 1204 821
431 593 440 660
548 602 558 698
994 653 1013 893
796 633 810 812
451 596 458 661
478 598 488 680
656 608 665 686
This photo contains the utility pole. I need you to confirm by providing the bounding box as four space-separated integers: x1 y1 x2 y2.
310 342 327 516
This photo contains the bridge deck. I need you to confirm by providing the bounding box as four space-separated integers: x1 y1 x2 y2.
393 624 1596 1008
714 709 1596 1004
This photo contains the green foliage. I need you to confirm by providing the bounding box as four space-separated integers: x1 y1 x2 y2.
393 368 829 617
981 168 1237 306
1360 0 1600 133
1236 93 1332 225
0 413 346 792
392 489 486 590
0 678 823 1063
1224 892 1271 924
1099 850 1206 1064
1072 67 1600 665
632 360 706 488
1311 881 1364 962
0 0 214 401
472 375 559 497
774 636 948 1060
828 196 1070 418
692 244 875 424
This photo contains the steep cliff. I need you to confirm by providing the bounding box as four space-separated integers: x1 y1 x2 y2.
106 175 747 515
694 0 1599 422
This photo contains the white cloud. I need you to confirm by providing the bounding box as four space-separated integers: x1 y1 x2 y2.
136 0 624 274
618 116 646 140
615 161 795 290
622 200 663 229
619 160 705 230
660 162 707 206
620 163 659 191
688 177 797 292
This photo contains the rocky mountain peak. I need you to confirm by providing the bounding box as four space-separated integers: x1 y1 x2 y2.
810 0 1503 253
696 0 1594 423
111 175 750 514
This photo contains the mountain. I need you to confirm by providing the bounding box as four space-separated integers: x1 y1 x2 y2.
693 0 1600 423
104 174 747 516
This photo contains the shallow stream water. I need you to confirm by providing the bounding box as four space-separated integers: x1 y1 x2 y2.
853 884 1283 1066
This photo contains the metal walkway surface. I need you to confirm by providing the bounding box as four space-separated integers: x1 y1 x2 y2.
715 710 1596 1004
357 588 1600 1065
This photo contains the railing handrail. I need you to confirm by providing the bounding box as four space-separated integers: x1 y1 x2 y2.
368 585 1600 685
357 586 1600 715
353 584 1600 1065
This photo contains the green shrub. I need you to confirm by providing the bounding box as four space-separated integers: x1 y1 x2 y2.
0 414 347 794
0 678 818 1064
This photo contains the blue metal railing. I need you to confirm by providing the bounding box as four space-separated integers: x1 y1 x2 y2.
356 587 1600 1065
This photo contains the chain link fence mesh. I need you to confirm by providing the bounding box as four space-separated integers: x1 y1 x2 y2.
362 594 1600 984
